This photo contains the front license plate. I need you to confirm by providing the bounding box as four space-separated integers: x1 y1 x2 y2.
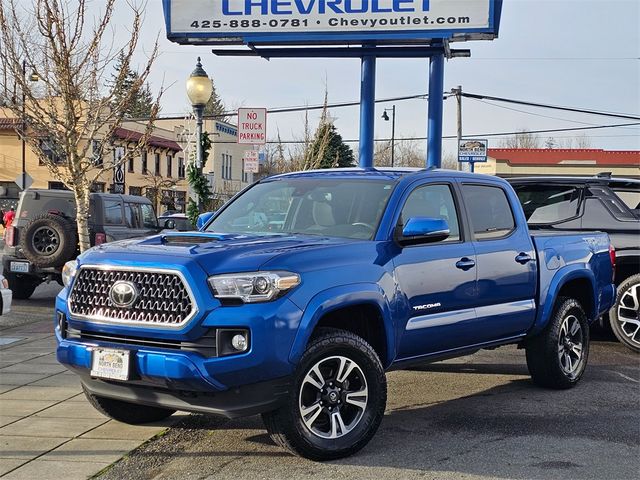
91 348 130 381
9 261 29 273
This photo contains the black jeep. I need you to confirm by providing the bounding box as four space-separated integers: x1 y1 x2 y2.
2 189 160 299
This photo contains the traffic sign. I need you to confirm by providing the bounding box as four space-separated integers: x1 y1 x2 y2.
458 139 488 163
15 173 33 190
243 150 260 173
238 108 267 145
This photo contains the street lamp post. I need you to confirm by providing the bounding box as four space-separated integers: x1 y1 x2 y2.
20 60 39 192
382 105 396 167
186 57 213 212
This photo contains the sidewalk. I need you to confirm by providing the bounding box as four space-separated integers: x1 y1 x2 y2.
0 319 184 479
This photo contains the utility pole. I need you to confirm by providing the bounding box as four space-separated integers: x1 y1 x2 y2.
451 85 465 172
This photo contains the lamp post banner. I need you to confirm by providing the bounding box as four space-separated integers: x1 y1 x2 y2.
164 0 500 44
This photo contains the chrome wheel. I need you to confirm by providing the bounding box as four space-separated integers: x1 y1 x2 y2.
31 226 60 255
557 314 584 378
298 355 368 440
616 282 640 347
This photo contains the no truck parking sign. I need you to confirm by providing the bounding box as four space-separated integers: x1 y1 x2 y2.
237 108 267 145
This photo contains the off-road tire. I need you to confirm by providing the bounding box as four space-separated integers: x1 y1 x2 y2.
526 297 589 389
4 272 39 300
82 385 176 424
262 328 387 461
609 274 640 353
20 213 77 268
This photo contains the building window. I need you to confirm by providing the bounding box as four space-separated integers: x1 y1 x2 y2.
141 151 148 174
48 181 69 190
90 182 106 193
128 153 134 173
40 139 64 165
178 157 185 179
222 153 233 180
154 153 160 176
167 154 172 178
129 186 142 196
242 164 250 183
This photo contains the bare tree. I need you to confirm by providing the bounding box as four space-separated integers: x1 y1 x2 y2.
0 0 161 251
500 129 541 149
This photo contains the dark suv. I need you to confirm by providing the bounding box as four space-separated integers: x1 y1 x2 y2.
509 174 639 352
2 189 159 299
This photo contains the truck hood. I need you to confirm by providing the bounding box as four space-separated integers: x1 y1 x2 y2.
80 231 355 275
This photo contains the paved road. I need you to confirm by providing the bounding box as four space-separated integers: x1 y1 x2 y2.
100 335 640 480
3 285 639 480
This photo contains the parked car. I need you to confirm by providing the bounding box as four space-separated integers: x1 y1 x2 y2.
509 174 639 352
2 189 159 299
56 169 615 461
0 274 11 315
158 213 194 232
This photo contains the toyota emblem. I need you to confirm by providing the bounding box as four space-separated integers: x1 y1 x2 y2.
109 281 138 308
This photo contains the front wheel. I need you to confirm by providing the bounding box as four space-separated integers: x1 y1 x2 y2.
526 297 589 389
262 329 387 461
609 274 640 352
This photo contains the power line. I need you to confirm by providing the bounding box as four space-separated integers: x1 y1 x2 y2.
460 92 640 121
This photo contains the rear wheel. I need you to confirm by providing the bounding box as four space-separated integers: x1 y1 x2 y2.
262 329 387 461
4 272 39 300
609 274 640 352
82 385 176 424
526 297 589 389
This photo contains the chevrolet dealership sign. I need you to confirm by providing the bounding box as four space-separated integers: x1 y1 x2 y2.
163 0 502 44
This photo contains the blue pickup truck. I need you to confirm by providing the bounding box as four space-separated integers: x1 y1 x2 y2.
55 169 615 460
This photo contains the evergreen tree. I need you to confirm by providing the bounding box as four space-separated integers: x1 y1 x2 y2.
309 123 355 169
203 79 227 119
108 52 154 118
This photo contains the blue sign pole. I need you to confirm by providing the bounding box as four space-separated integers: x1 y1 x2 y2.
359 55 376 169
426 53 445 168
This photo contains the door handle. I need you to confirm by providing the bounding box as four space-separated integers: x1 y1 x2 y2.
456 257 476 271
515 252 532 265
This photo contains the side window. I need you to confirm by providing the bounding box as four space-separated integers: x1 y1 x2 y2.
513 184 582 224
124 203 141 228
140 204 158 229
400 184 460 242
103 200 123 224
462 184 515 240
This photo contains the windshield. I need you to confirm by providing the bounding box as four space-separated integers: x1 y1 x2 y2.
206 178 396 240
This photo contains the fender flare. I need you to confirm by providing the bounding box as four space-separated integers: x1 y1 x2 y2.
288 283 395 367
531 264 597 336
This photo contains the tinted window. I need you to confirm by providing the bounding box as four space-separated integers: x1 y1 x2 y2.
513 185 582 224
125 203 141 228
462 185 515 240
103 200 123 224
401 184 460 242
140 204 158 229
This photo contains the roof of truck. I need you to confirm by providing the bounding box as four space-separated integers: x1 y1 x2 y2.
264 167 497 182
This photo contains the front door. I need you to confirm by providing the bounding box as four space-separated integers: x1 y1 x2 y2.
393 182 479 359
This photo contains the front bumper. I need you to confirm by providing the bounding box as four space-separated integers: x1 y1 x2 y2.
81 374 290 419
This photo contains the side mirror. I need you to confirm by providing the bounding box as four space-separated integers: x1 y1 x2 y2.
196 211 215 230
164 219 176 230
399 217 450 245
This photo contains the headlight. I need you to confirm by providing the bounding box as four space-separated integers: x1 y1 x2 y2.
61 260 78 288
208 271 300 303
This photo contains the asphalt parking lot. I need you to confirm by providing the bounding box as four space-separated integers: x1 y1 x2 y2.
2 283 639 480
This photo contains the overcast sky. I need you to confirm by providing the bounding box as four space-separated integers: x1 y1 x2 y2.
113 0 639 155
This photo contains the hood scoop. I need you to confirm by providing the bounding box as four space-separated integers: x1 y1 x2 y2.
159 232 224 245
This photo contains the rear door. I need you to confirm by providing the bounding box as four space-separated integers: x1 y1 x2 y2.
101 199 131 242
393 180 479 359
460 182 537 341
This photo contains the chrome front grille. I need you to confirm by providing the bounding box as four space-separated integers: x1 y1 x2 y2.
68 267 196 327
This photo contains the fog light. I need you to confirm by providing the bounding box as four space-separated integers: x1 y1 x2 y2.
231 334 248 351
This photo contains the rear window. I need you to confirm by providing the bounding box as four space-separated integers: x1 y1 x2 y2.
513 185 582 224
103 200 123 224
612 190 640 211
462 184 515 239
